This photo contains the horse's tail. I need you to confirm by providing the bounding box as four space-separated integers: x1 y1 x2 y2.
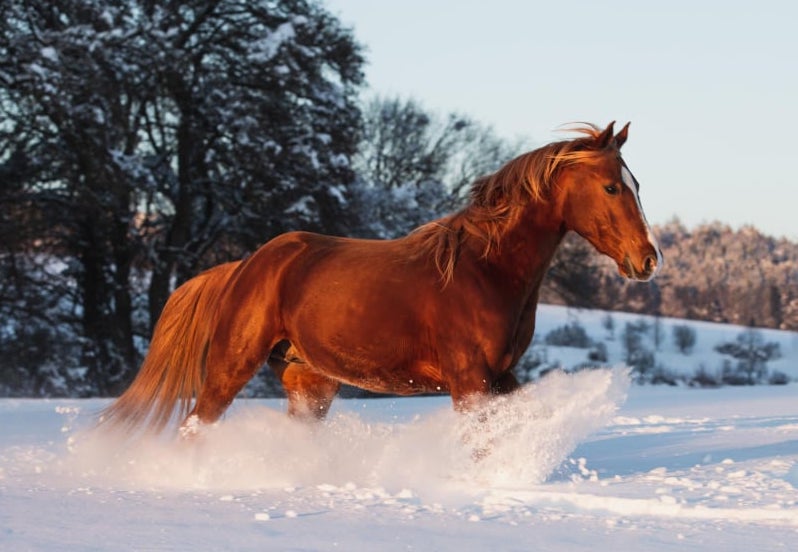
100 261 242 435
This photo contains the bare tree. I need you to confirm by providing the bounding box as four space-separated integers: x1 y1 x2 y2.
715 328 781 385
350 96 519 237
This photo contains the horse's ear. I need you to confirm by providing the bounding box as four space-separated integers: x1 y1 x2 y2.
615 122 630 149
596 121 615 148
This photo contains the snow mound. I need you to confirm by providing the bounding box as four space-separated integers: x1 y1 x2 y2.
63 368 629 494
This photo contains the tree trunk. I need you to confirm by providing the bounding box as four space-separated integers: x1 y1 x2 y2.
109 213 138 392
147 108 196 331
77 219 111 395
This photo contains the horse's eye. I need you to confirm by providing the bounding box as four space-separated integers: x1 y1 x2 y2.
604 184 620 196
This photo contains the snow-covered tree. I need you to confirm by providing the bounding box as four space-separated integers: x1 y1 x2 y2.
672 324 697 354
715 328 781 385
0 0 364 394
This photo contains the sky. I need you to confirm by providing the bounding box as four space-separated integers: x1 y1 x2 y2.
325 0 798 240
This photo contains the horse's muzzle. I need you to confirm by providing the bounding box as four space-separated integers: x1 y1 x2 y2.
622 253 658 281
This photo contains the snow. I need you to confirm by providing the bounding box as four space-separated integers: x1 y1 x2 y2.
2 369 797 550
532 304 798 381
40 47 59 63
285 195 316 218
247 22 296 64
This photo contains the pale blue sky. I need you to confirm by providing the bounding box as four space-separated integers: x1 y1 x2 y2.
325 0 797 239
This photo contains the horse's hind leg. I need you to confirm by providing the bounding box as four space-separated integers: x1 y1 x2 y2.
183 314 281 432
184 341 276 433
274 361 340 421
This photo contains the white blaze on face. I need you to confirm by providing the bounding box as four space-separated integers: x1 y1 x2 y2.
620 161 663 272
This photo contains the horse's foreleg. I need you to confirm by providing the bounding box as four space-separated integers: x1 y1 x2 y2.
448 366 492 413
449 367 519 461
491 371 520 395
449 368 520 410
450 381 493 461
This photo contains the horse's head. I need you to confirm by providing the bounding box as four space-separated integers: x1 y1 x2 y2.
555 122 662 281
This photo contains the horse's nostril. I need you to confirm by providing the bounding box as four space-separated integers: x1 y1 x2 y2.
643 255 657 275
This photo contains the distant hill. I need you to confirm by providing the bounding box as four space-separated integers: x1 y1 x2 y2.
525 304 797 386
541 219 798 331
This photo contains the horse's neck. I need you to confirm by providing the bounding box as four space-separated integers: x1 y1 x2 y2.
480 206 565 296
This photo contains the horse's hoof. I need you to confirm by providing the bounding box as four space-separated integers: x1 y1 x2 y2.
471 446 492 463
179 414 201 440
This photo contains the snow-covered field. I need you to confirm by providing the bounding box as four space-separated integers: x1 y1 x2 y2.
2 367 797 551
532 304 798 382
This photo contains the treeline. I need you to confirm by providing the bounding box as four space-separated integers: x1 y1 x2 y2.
541 221 798 332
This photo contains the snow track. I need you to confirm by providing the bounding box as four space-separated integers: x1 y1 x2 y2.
2 370 797 551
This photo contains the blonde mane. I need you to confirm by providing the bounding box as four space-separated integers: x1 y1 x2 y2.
414 124 618 284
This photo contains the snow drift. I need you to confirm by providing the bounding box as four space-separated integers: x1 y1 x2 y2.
63 368 629 495
3 369 797 551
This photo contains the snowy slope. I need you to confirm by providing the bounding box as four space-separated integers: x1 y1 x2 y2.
2 368 797 551
533 304 798 381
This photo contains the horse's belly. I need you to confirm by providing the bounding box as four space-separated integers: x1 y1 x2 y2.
293 344 447 396
347 361 449 396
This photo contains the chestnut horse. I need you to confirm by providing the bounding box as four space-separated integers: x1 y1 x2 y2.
102 121 661 435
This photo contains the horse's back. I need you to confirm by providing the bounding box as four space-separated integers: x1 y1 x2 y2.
224 229 430 326
271 230 437 303
224 229 516 394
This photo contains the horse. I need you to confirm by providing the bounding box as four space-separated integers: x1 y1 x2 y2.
101 121 661 436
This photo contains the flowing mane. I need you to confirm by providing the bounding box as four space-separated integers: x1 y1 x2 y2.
414 124 618 284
